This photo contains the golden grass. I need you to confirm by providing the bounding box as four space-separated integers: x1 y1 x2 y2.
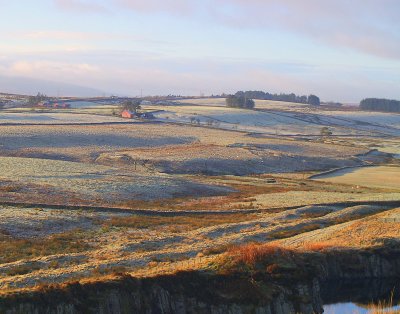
357 289 398 314
0 185 21 192
227 243 292 266
0 230 91 264
269 224 322 239
314 166 400 191
303 241 338 251
120 177 291 212
104 212 259 231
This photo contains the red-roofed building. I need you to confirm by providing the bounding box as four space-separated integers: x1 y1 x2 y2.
121 110 136 119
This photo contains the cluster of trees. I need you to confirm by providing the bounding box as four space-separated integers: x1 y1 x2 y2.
121 99 141 113
234 91 320 106
226 95 255 109
360 98 400 113
320 127 333 137
28 92 50 105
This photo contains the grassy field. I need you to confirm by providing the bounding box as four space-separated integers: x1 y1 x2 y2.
313 166 400 190
0 97 398 296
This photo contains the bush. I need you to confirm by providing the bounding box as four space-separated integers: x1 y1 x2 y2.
228 243 291 266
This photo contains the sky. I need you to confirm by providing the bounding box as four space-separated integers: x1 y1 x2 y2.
0 0 400 101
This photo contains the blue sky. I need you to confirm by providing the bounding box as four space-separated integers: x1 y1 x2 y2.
0 0 400 101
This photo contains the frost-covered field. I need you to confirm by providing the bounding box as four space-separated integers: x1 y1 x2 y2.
0 97 399 293
154 98 400 137
150 105 333 135
2 98 399 137
177 98 309 111
0 156 230 202
0 112 126 124
313 166 400 190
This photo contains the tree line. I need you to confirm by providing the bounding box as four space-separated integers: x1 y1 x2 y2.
360 98 400 113
28 92 50 105
226 95 255 109
235 91 320 106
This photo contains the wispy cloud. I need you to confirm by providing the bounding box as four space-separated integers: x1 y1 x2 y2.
112 0 400 60
1 50 399 100
54 0 109 13
115 0 195 15
211 0 400 60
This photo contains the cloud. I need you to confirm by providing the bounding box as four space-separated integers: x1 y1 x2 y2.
212 0 400 59
11 31 105 41
5 60 100 79
115 0 195 15
1 49 399 100
54 0 109 13
113 0 400 60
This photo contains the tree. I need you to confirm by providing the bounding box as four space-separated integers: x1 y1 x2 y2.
360 98 400 113
121 99 141 113
226 95 255 109
234 90 313 104
320 127 332 137
28 92 49 106
307 95 320 106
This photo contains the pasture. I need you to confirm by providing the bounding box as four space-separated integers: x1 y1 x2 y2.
0 97 399 295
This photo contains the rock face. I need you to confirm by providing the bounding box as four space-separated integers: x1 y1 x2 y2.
0 274 322 314
1 248 400 314
314 248 400 280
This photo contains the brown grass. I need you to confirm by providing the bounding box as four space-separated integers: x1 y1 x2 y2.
365 288 397 314
0 230 91 264
104 212 259 231
303 241 338 252
227 243 293 266
6 263 42 276
269 224 322 239
0 185 21 192
120 177 292 212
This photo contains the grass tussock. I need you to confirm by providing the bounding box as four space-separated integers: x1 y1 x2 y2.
228 243 293 266
364 288 398 314
104 213 259 231
268 224 322 239
0 185 21 192
0 230 91 264
5 263 42 276
216 242 304 278
303 241 337 252
217 241 342 276
120 177 291 212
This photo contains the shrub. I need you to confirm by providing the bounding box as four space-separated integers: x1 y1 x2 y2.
228 243 292 266
303 241 337 252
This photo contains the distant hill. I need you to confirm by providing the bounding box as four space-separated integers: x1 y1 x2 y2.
0 75 105 97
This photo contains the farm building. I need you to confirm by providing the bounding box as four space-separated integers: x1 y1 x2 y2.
37 101 50 107
52 103 71 109
36 102 70 109
121 110 136 119
141 112 154 119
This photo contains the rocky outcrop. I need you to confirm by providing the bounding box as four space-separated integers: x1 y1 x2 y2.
0 274 322 314
1 247 399 314
313 247 400 280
